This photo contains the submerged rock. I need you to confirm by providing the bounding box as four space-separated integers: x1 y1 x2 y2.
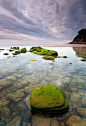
12 101 29 114
65 115 86 126
1 107 11 119
30 85 69 113
82 96 86 107
8 89 25 102
5 115 22 126
77 107 86 118
32 115 61 126
42 56 55 60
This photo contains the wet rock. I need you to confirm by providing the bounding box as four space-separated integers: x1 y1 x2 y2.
82 96 86 107
1 99 11 106
67 83 78 92
65 115 86 126
8 89 25 102
3 53 9 55
42 56 55 60
5 115 22 126
30 85 69 113
0 121 6 126
77 107 86 118
7 56 11 58
13 101 29 114
24 110 32 122
1 107 11 119
21 48 27 53
0 81 12 87
6 76 17 81
70 93 81 104
24 85 37 93
32 115 61 126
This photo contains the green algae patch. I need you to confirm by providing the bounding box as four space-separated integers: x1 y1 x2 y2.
7 56 11 58
29 46 58 56
3 53 9 55
30 60 37 61
30 85 69 113
81 58 86 61
42 56 55 60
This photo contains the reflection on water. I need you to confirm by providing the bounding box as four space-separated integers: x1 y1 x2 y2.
0 46 86 126
73 47 86 57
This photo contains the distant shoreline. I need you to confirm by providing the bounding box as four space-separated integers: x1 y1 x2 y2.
42 44 86 47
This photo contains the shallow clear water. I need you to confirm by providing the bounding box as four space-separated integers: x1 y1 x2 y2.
0 46 86 126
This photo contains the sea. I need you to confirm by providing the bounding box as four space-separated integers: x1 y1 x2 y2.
0 44 86 126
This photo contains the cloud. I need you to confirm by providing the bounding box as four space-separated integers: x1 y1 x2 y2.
0 0 86 45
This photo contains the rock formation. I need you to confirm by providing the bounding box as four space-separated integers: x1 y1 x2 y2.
69 28 86 44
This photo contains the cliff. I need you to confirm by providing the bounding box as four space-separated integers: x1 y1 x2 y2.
69 29 86 44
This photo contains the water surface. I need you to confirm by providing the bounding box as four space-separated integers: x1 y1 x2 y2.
0 46 86 126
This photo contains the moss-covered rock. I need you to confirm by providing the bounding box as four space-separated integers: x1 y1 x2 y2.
12 101 29 114
10 47 19 50
29 46 58 56
12 53 18 55
81 58 86 61
3 53 9 55
21 48 27 53
1 107 11 119
7 56 11 58
30 85 69 113
5 115 22 126
65 115 86 126
42 56 55 60
15 50 21 54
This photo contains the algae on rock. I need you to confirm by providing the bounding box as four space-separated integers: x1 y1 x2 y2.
30 85 69 113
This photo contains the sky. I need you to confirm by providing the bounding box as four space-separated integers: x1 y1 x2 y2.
0 0 86 46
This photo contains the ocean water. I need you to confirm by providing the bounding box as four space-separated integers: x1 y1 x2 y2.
0 46 86 126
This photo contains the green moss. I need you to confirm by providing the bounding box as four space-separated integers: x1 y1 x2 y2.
48 63 53 65
30 60 37 61
29 46 58 56
58 56 61 58
10 47 19 50
30 85 69 112
7 56 11 58
3 53 9 55
16 68 20 71
15 50 21 54
62 56 67 58
81 58 86 61
12 53 18 55
9 49 14 51
21 48 27 53
69 63 72 64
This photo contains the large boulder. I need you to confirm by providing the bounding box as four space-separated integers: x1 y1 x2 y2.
30 85 69 113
